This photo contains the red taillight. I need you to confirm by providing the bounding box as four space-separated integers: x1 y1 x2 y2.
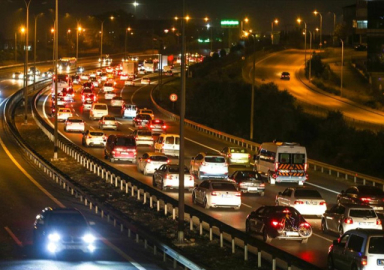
294 200 304 205
344 218 353 224
360 197 371 202
166 174 173 180
146 158 151 163
235 192 241 197
271 220 282 227
304 163 308 172
260 183 265 187
211 191 218 196
275 162 279 172
319 201 326 206
162 125 167 129
361 256 367 266
248 154 251 159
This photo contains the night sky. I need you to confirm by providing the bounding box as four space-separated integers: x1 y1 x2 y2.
1 0 356 39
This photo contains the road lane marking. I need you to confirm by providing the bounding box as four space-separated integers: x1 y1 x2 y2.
242 203 253 208
306 182 340 194
4 227 23 247
131 85 148 104
312 232 333 243
184 137 220 153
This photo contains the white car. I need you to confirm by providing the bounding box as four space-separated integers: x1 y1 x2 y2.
154 134 179 157
152 164 194 191
110 96 124 107
80 74 89 81
98 115 118 130
190 152 229 180
124 79 135 86
275 187 327 216
102 83 114 92
90 103 108 120
141 77 150 84
192 180 241 210
104 91 116 100
121 104 137 119
137 152 169 175
132 129 153 146
64 117 85 132
12 72 24 79
57 108 72 121
120 73 128 80
82 130 106 147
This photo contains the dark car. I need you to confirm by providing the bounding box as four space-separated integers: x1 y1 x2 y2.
228 170 265 196
245 205 312 243
82 82 94 91
104 134 137 163
33 207 96 255
280 72 290 80
133 114 152 128
337 185 384 214
354 44 367 51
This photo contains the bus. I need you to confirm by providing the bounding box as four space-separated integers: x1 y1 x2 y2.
58 57 77 73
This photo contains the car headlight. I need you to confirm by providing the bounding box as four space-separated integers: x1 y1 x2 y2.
48 233 61 242
83 233 95 243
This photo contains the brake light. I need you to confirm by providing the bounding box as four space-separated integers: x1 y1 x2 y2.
166 174 173 180
361 256 367 266
235 192 241 197
248 154 251 159
360 197 371 202
146 158 151 163
304 163 308 172
162 125 167 129
377 219 382 225
211 191 218 196
294 200 304 205
344 218 353 224
275 162 279 172
260 183 265 187
271 220 283 227
319 201 326 206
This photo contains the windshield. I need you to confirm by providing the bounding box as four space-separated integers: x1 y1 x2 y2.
168 166 189 173
211 183 237 191
294 189 322 198
349 209 377 218
116 137 135 146
205 157 226 163
94 105 107 110
48 212 87 227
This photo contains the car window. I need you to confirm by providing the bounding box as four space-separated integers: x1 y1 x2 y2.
165 137 174 144
95 105 107 110
349 209 376 218
104 116 115 120
116 137 135 146
205 157 226 163
211 182 237 191
282 189 292 196
294 189 322 198
358 186 384 195
138 131 152 136
68 119 83 123
199 181 210 189
239 171 258 180
48 212 87 226
347 235 364 252
346 187 357 194
90 132 103 136
369 236 384 254
168 166 189 173
150 156 168 162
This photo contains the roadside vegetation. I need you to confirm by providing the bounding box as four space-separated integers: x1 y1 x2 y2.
155 51 384 178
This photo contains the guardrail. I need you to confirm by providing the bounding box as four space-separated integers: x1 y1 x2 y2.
150 84 384 190
26 85 324 270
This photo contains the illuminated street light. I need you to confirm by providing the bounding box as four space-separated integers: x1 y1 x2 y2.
133 1 139 15
297 18 307 69
76 25 82 63
23 0 31 124
314 10 323 49
204 16 209 22
125 27 132 58
271 19 278 45
33 13 43 91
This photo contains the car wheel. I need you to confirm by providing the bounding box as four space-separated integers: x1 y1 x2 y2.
192 192 197 204
203 197 210 209
327 255 335 270
263 228 272 243
321 219 328 233
338 226 344 236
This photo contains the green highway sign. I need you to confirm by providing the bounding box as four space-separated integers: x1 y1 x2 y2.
221 20 239 28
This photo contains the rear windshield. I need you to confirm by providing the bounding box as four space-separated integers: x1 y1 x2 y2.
230 148 248 153
113 97 123 100
95 105 107 110
211 183 237 191
294 189 322 198
369 237 384 254
165 136 179 144
139 115 151 120
152 120 164 125
349 209 377 218
138 131 152 136
168 166 189 173
68 119 83 123
205 157 226 163
90 132 104 136
142 110 152 114
104 116 115 120
237 171 259 180
278 153 305 164
116 137 135 146
150 156 168 162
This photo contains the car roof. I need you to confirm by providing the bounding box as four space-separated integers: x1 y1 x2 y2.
145 152 167 157
337 203 375 209
347 229 384 236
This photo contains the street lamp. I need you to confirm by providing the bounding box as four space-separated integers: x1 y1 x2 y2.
306 30 313 80
297 18 307 69
340 38 344 97
314 10 323 49
206 23 213 52
249 33 256 140
329 12 337 46
240 17 249 38
33 13 43 91
125 27 132 59
133 1 139 15
53 0 59 160
271 19 278 45
100 16 114 59
23 0 32 124
76 25 82 63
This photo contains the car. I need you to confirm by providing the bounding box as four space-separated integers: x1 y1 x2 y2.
90 103 108 120
100 73 108 81
337 185 384 214
76 66 84 73
80 74 90 81
275 187 327 216
280 72 290 80
133 114 152 128
124 79 135 86
154 134 180 156
141 77 151 85
52 95 66 107
12 72 24 79
220 147 251 166
41 71 53 79
354 44 367 51
190 152 229 180
104 91 116 100
327 229 384 270
71 75 80 84
98 115 117 130
138 68 147 75
102 83 114 93
83 99 93 110
64 117 85 132
82 82 94 91
82 93 97 103
132 129 153 146
28 66 41 76
192 179 241 210
148 119 167 135
57 108 72 121
153 164 194 191
120 73 129 80
137 152 169 175
245 206 312 243
121 104 137 119
104 134 137 163
127 74 136 80
33 207 96 254
228 170 265 196
110 96 124 107
105 66 114 73
164 70 173 76
138 108 154 119
82 130 106 147
89 77 100 88
321 203 382 236
96 69 102 76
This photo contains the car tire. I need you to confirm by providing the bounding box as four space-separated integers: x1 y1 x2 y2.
327 255 335 270
321 219 328 233
203 197 210 209
263 228 272 243
161 180 167 191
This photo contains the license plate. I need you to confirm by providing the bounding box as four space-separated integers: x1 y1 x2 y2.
222 194 232 198
286 231 299 236
377 259 384 265
248 187 258 191
65 245 79 249
359 222 367 226
121 152 127 155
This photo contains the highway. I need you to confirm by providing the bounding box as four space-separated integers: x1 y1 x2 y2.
0 58 175 270
32 55 370 269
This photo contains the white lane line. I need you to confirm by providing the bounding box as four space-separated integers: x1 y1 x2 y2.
306 182 340 194
90 126 95 130
130 85 147 104
4 227 23 247
242 203 253 208
185 137 220 153
117 121 123 125
312 232 333 243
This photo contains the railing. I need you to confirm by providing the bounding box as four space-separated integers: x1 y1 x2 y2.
22 84 325 270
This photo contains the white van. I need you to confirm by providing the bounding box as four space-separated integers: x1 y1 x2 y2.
154 134 180 157
90 103 108 120
254 142 307 185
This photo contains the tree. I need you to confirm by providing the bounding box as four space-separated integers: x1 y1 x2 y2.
334 22 348 41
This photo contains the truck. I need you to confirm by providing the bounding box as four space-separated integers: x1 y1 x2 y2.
122 61 138 76
143 59 159 73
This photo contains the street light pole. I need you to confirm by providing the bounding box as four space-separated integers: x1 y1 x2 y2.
76 25 81 68
24 0 31 124
125 27 131 59
100 21 104 59
53 0 59 160
271 19 278 45
314 11 323 49
33 13 42 91
340 38 344 98
15 32 17 62
298 19 307 69
250 34 256 140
